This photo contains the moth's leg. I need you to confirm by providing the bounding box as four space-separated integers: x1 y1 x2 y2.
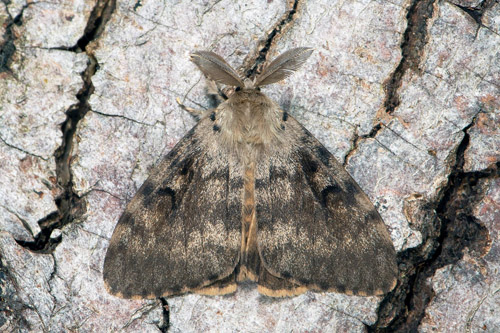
175 97 206 117
175 81 228 118
206 80 229 102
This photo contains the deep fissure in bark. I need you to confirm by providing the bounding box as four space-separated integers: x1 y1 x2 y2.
454 0 497 26
383 0 436 114
15 0 116 252
158 298 170 332
0 1 28 73
245 0 301 79
372 1 498 329
369 116 497 331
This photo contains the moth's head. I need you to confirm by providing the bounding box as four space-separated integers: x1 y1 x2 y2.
190 47 313 91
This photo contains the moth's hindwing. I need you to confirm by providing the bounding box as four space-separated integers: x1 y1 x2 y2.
255 115 398 296
103 118 242 299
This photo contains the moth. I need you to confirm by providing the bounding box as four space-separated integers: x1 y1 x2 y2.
103 47 398 299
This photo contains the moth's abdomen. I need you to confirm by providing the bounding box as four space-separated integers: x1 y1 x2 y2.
238 162 260 282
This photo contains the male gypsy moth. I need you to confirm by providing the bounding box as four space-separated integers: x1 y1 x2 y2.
103 47 398 299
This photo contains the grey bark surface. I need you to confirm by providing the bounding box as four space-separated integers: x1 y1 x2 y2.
0 0 498 331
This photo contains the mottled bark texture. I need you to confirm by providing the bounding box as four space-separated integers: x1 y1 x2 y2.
1 0 498 331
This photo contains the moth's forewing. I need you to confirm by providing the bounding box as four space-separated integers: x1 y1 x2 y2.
255 115 397 296
103 121 242 299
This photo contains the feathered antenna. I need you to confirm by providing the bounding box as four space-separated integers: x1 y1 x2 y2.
190 51 244 87
254 47 313 87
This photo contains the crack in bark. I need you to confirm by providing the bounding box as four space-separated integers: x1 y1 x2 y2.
244 0 303 78
369 114 498 331
465 285 500 332
454 0 499 38
343 124 382 166
15 0 116 252
158 298 170 332
0 258 31 329
92 110 155 126
454 0 497 26
0 1 29 73
0 135 48 161
383 0 436 114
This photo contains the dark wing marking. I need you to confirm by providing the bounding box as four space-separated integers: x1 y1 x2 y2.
103 117 243 299
255 115 397 296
